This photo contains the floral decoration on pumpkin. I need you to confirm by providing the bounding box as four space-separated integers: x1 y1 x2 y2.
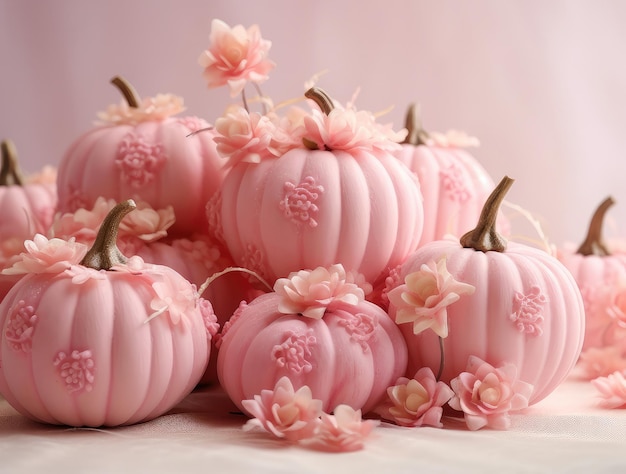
375 367 454 428
387 256 475 338
242 377 378 452
449 356 533 431
198 19 275 97
98 94 186 125
273 264 366 319
2 234 87 275
591 370 626 409
242 376 323 441
149 272 198 326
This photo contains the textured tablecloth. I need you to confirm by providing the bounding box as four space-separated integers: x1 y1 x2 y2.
1 376 625 474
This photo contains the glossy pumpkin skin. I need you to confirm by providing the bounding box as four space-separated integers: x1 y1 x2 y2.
56 118 226 237
0 266 212 427
394 143 503 246
217 292 408 414
219 148 424 286
388 239 585 405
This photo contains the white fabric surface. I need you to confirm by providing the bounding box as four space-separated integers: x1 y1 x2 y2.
1 377 625 474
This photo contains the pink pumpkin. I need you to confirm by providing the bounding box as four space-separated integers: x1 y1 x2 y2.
217 264 408 414
394 105 505 246
556 197 626 353
0 200 216 427
0 140 58 299
56 76 227 237
217 88 424 287
386 176 585 405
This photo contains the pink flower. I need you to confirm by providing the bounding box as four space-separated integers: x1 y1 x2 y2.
300 405 379 452
0 237 25 270
214 105 277 167
51 197 116 245
98 94 185 125
242 376 323 441
303 106 404 154
24 165 57 185
66 266 107 284
449 356 533 430
387 256 475 338
273 264 365 319
198 19 275 97
578 346 626 380
149 272 197 326
118 204 175 242
2 235 87 275
592 371 626 408
427 130 480 148
375 367 454 428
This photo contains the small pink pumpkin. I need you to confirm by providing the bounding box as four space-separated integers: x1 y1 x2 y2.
0 200 216 427
394 105 506 246
217 264 408 414
217 88 424 287
56 76 227 236
385 176 585 405
556 197 626 353
0 140 58 299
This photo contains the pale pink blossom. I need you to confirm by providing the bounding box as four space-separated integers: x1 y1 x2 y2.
24 165 57 185
274 264 365 319
118 204 175 242
66 266 107 284
2 235 87 275
427 130 480 148
303 106 404 154
214 105 277 167
449 356 533 431
198 19 275 97
577 346 626 379
51 197 116 245
149 272 197 326
375 367 454 428
265 106 308 155
592 371 626 408
242 376 323 441
300 404 379 452
387 256 475 338
98 94 186 125
110 255 148 275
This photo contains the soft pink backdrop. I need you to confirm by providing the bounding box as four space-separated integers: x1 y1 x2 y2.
2 0 626 245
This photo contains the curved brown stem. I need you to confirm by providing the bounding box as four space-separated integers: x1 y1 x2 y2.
80 199 136 270
402 103 430 146
460 176 514 252
304 87 334 115
576 196 615 256
0 139 25 186
436 336 445 381
110 75 141 108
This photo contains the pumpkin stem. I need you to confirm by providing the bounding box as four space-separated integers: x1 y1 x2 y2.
80 199 136 270
110 75 141 108
576 196 615 256
305 87 335 115
402 103 430 146
460 176 514 252
0 139 25 186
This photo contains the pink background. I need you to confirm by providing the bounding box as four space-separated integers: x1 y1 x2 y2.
1 0 626 245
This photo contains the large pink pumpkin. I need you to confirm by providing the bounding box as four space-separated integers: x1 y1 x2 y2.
394 105 503 246
386 177 585 405
217 88 424 287
56 76 227 237
217 267 408 414
556 196 626 351
0 140 58 299
0 201 215 426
